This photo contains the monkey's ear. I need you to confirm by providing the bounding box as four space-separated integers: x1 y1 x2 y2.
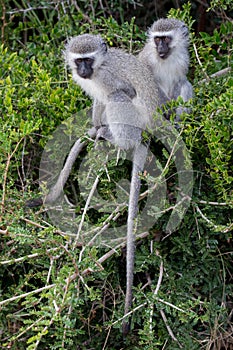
181 24 189 37
101 42 107 52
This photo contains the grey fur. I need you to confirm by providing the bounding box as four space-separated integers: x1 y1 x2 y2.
65 34 159 148
65 34 160 335
139 18 193 120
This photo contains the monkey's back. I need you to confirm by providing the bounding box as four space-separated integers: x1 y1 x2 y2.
105 48 159 118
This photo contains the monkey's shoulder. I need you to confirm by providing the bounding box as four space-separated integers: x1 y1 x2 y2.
106 48 149 74
98 48 156 94
107 47 137 63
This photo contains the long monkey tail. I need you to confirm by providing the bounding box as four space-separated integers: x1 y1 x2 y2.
122 143 148 336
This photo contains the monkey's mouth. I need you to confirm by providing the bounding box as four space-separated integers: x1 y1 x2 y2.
78 72 91 79
159 53 168 59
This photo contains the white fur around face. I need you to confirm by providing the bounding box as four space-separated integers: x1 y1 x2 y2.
149 29 187 49
68 51 98 60
143 30 189 98
150 30 174 37
66 51 97 70
71 69 107 103
66 50 107 102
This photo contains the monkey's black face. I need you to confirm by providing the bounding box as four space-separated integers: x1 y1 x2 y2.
154 36 172 59
74 57 94 79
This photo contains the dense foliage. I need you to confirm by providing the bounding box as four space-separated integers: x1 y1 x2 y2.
0 1 232 349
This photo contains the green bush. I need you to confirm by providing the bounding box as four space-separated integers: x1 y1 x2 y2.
0 1 232 349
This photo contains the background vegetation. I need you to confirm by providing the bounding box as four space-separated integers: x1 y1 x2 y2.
0 1 232 349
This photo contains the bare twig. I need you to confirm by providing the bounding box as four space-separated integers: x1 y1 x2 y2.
195 205 233 232
155 298 191 314
199 67 231 84
111 295 193 328
0 249 58 265
74 174 100 244
7 6 52 15
111 301 147 326
71 0 93 24
193 42 209 81
199 199 232 206
0 284 55 306
149 255 164 333
153 257 164 296
81 231 149 276
5 316 45 347
160 309 183 348
21 217 47 228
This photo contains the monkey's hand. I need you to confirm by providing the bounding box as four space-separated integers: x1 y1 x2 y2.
95 125 114 144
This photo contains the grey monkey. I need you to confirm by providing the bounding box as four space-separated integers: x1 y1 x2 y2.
65 34 158 149
139 18 193 120
65 34 160 335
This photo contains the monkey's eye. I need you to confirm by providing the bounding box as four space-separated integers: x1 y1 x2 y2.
154 37 161 44
164 36 171 43
74 58 83 65
84 57 94 64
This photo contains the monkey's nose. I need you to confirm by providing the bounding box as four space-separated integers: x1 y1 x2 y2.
78 71 91 79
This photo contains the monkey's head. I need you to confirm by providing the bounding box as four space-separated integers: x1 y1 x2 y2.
65 34 107 79
148 18 189 60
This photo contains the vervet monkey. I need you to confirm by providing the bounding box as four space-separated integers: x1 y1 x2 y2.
139 18 193 120
65 34 159 149
65 33 160 335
